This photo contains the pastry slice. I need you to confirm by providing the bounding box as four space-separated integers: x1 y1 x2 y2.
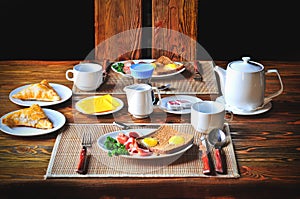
2 104 53 129
12 80 61 101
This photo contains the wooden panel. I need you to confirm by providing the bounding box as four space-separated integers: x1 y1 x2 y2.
94 0 142 61
152 0 198 61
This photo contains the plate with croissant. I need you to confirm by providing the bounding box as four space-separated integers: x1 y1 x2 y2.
0 104 66 136
111 56 185 78
9 80 72 107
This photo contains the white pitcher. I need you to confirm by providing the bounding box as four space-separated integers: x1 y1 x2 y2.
124 84 161 118
214 57 283 111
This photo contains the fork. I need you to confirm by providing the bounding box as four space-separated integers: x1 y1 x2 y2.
76 132 92 174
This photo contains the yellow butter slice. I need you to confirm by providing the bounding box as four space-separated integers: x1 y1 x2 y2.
77 94 120 114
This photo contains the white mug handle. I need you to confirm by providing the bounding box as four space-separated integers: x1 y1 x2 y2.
264 69 284 105
65 69 74 81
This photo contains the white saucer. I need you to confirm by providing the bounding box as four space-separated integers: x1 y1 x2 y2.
216 96 272 115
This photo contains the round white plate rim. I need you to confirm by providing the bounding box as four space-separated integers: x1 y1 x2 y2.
215 96 272 115
75 96 124 115
0 109 66 136
97 128 193 160
111 59 186 78
9 83 72 107
159 95 202 114
226 102 272 115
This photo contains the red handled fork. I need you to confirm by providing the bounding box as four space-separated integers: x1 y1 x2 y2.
76 131 92 174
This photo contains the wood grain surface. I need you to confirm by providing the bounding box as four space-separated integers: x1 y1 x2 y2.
94 0 142 60
0 60 299 199
152 0 198 61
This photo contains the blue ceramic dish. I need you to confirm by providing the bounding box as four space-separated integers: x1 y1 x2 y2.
130 63 154 79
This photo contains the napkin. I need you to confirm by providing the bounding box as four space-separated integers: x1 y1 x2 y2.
77 94 120 114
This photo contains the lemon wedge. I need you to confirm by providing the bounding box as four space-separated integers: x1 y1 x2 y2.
77 94 120 114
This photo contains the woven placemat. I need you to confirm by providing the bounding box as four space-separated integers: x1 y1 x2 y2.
72 61 219 95
45 123 239 178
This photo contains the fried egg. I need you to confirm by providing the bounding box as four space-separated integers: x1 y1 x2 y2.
168 135 185 145
141 137 158 148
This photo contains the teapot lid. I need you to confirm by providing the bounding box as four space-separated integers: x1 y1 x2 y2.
229 57 263 72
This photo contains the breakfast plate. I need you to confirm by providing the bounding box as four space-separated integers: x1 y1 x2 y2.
0 109 66 136
97 128 193 160
111 59 186 78
158 95 202 114
75 95 124 115
9 83 72 107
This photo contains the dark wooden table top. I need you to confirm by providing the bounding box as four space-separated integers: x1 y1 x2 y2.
0 60 299 199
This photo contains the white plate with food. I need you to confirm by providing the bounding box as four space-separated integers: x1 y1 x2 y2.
111 58 185 78
0 108 66 136
159 95 202 114
9 82 72 107
97 126 194 160
75 95 124 115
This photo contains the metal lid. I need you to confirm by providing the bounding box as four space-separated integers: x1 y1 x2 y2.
229 57 263 72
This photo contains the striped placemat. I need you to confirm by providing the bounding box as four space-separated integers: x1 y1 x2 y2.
45 123 239 178
72 61 219 95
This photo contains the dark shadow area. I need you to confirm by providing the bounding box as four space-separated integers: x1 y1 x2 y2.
0 0 298 61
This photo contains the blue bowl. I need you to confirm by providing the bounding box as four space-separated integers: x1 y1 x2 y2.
130 63 154 79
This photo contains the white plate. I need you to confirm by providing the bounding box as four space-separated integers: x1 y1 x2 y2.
111 59 186 78
97 128 193 160
159 95 202 114
9 83 72 107
0 109 66 136
216 96 272 115
75 96 124 115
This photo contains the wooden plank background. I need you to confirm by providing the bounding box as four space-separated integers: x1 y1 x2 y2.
152 0 198 61
94 0 198 61
94 0 142 61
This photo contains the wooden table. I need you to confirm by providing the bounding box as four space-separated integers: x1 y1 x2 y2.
0 60 299 199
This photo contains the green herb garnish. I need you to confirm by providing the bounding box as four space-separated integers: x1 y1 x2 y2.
104 136 129 157
112 63 125 73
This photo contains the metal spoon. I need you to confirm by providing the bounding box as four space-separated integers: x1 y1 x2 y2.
207 128 228 174
157 83 171 91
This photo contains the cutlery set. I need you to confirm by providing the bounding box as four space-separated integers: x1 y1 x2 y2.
199 126 229 175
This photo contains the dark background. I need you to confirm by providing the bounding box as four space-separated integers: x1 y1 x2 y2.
0 0 299 61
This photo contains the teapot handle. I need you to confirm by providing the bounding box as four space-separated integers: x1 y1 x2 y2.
152 87 162 105
264 69 284 105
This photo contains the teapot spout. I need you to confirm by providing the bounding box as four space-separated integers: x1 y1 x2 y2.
214 66 226 96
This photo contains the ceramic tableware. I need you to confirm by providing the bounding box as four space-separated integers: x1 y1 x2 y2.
214 57 283 112
124 84 161 118
191 101 233 132
66 63 104 91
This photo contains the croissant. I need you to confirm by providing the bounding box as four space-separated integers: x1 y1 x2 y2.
13 80 61 101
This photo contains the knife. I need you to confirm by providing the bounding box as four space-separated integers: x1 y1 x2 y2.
199 136 213 175
113 121 130 130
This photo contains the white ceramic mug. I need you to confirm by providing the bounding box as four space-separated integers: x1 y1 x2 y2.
191 101 233 132
66 63 103 91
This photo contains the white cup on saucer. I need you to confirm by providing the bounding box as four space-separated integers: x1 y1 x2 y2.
66 63 104 91
191 101 233 132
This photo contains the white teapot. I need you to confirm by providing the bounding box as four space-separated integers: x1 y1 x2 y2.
214 57 283 111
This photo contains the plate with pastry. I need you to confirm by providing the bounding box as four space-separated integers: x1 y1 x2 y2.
0 104 66 136
111 56 185 78
97 125 194 160
75 94 124 115
9 80 72 107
